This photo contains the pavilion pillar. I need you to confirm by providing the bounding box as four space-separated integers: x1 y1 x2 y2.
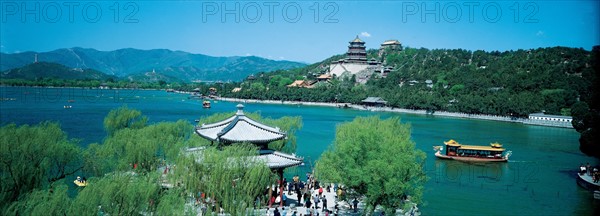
278 168 284 208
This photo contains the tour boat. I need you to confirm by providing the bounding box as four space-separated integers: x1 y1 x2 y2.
202 100 211 108
577 171 600 188
576 169 600 200
434 139 511 162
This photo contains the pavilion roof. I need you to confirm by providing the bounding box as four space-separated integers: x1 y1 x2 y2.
184 147 303 169
381 39 401 45
257 149 303 169
351 35 364 43
195 104 286 144
362 97 387 104
317 74 332 79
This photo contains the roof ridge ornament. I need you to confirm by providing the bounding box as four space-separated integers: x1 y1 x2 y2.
236 104 245 115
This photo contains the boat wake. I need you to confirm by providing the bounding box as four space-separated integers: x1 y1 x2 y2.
508 160 534 163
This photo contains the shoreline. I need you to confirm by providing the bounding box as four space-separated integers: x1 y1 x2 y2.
217 97 574 129
0 86 573 129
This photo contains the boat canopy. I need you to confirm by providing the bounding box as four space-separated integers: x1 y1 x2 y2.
444 139 505 151
444 139 461 146
459 144 505 152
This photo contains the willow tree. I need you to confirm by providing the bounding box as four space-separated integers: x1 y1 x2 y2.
174 143 276 215
85 111 192 176
315 116 427 214
69 173 161 215
4 185 72 216
155 188 188 215
0 122 82 210
103 105 148 136
262 116 302 154
103 120 191 171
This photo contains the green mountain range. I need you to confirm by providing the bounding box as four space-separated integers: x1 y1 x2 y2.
0 48 305 82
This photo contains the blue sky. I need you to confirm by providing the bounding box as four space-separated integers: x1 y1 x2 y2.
1 1 599 63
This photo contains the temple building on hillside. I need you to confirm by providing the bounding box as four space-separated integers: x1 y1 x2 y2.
287 80 317 88
329 35 378 77
192 104 303 207
316 73 332 81
328 36 402 81
346 36 368 63
378 40 402 64
379 40 402 53
362 97 387 107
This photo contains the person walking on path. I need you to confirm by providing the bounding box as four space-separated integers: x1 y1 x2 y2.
318 186 323 196
322 195 327 210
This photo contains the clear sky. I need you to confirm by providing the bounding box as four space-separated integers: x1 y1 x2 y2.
1 1 599 63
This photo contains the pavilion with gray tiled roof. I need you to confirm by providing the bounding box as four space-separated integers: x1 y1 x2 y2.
196 104 286 145
362 97 387 107
194 104 303 207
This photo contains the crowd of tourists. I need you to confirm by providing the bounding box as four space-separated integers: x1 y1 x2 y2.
261 172 356 216
579 163 600 183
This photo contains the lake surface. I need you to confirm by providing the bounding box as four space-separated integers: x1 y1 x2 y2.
1 87 598 215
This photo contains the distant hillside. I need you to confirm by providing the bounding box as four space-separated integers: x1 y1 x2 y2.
0 48 306 82
0 62 115 80
125 70 183 83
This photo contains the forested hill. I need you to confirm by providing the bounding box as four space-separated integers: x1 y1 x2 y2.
221 46 598 118
0 62 116 81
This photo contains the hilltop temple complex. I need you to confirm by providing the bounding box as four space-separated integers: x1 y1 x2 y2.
327 36 401 83
286 36 402 88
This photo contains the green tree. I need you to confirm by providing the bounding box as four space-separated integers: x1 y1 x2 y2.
4 185 72 216
103 106 148 136
155 189 187 215
174 144 275 215
69 174 160 215
0 122 82 210
86 120 192 175
314 116 427 214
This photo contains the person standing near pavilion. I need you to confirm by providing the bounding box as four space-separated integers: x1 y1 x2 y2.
296 188 302 205
352 198 359 213
322 195 327 210
282 193 287 206
305 196 312 209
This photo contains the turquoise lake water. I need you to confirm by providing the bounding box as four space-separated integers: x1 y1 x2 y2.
1 87 598 215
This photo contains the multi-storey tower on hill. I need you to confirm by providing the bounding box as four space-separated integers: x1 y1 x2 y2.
346 35 368 63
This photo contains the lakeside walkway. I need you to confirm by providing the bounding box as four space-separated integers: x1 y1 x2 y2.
216 97 573 129
189 186 420 216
